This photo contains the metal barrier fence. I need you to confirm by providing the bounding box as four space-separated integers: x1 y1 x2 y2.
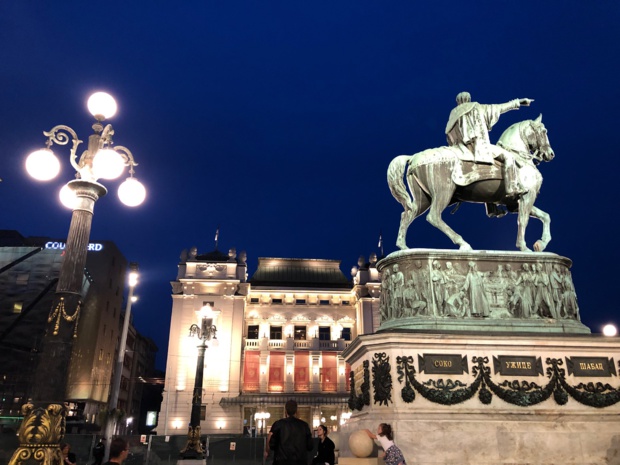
0 432 319 465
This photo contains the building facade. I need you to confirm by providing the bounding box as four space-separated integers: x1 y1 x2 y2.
0 230 158 432
158 246 381 436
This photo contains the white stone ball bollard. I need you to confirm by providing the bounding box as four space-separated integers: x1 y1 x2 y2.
349 430 373 458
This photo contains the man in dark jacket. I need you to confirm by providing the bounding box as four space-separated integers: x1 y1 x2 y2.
265 400 313 465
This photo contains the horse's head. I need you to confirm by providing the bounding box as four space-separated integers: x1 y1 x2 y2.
525 115 554 163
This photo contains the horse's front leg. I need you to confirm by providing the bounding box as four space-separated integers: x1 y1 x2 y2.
516 193 536 252
530 206 551 252
396 209 414 250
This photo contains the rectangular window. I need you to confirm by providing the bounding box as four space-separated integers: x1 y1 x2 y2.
243 351 260 392
318 326 331 341
342 300 350 305
319 300 330 305
270 326 282 340
99 349 104 361
12 302 23 314
247 325 259 339
341 327 352 341
268 352 285 392
294 326 306 340
200 405 206 420
272 298 282 304
103 324 107 336
250 297 259 304
295 299 306 305
203 300 214 307
322 352 337 392
294 352 310 392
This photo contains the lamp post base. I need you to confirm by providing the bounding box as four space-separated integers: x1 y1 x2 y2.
8 402 67 465
179 425 205 459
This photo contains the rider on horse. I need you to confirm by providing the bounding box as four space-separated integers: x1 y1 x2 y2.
445 92 534 201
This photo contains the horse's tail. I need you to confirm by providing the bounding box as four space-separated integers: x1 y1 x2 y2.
387 155 414 211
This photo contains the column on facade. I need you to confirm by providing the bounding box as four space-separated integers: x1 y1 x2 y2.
285 352 294 393
259 349 269 393
310 351 321 394
337 354 347 392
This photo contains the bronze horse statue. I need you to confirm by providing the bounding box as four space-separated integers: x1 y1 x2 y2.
388 115 555 252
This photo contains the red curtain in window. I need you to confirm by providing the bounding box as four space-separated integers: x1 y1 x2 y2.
322 352 337 392
269 352 285 392
243 351 260 392
294 353 310 392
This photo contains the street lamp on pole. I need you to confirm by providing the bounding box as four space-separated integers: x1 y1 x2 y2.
180 304 218 459
9 92 146 465
104 262 139 458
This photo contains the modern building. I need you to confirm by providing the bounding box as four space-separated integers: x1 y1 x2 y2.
158 246 381 436
0 230 158 432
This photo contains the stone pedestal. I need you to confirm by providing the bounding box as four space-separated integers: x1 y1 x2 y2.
341 332 620 465
340 249 620 464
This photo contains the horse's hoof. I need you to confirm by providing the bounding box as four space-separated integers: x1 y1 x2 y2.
459 244 473 252
534 241 546 252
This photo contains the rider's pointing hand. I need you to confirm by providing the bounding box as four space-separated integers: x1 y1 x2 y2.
520 98 534 106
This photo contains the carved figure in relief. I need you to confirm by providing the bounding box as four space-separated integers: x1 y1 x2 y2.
550 264 564 315
402 273 427 317
414 261 430 315
389 265 405 319
430 261 448 316
446 290 468 317
503 263 518 314
561 272 580 320
513 263 535 318
533 263 558 319
380 269 391 322
462 261 490 317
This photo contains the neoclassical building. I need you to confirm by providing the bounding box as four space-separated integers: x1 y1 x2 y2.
158 247 381 435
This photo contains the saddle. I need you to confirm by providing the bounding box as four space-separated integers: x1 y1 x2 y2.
448 145 504 187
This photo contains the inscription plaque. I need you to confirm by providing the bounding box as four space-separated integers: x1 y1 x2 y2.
566 357 616 377
493 356 543 376
418 354 468 374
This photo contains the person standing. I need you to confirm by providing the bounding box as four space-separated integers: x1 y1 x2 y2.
312 425 335 465
92 438 105 465
103 437 129 465
265 399 314 465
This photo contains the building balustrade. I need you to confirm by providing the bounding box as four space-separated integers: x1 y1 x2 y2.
244 338 351 351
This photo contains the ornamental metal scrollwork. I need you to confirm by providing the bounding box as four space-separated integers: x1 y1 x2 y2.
372 352 392 406
348 360 370 411
395 356 620 408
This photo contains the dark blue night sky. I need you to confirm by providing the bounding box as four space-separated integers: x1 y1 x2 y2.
1 2 619 369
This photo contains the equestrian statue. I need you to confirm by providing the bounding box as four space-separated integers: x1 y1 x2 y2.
388 92 555 252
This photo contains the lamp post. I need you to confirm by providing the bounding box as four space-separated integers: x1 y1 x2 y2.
180 305 218 459
104 262 139 459
254 411 271 436
9 92 146 465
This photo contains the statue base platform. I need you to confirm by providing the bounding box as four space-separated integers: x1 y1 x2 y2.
339 458 379 465
341 332 620 465
376 249 589 334
176 460 205 465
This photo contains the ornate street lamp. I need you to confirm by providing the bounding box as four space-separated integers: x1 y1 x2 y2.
180 305 218 459
9 92 145 465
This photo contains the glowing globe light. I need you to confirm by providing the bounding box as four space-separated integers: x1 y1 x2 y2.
92 148 125 180
87 92 117 120
25 148 60 181
118 177 146 207
59 184 78 209
603 324 617 337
